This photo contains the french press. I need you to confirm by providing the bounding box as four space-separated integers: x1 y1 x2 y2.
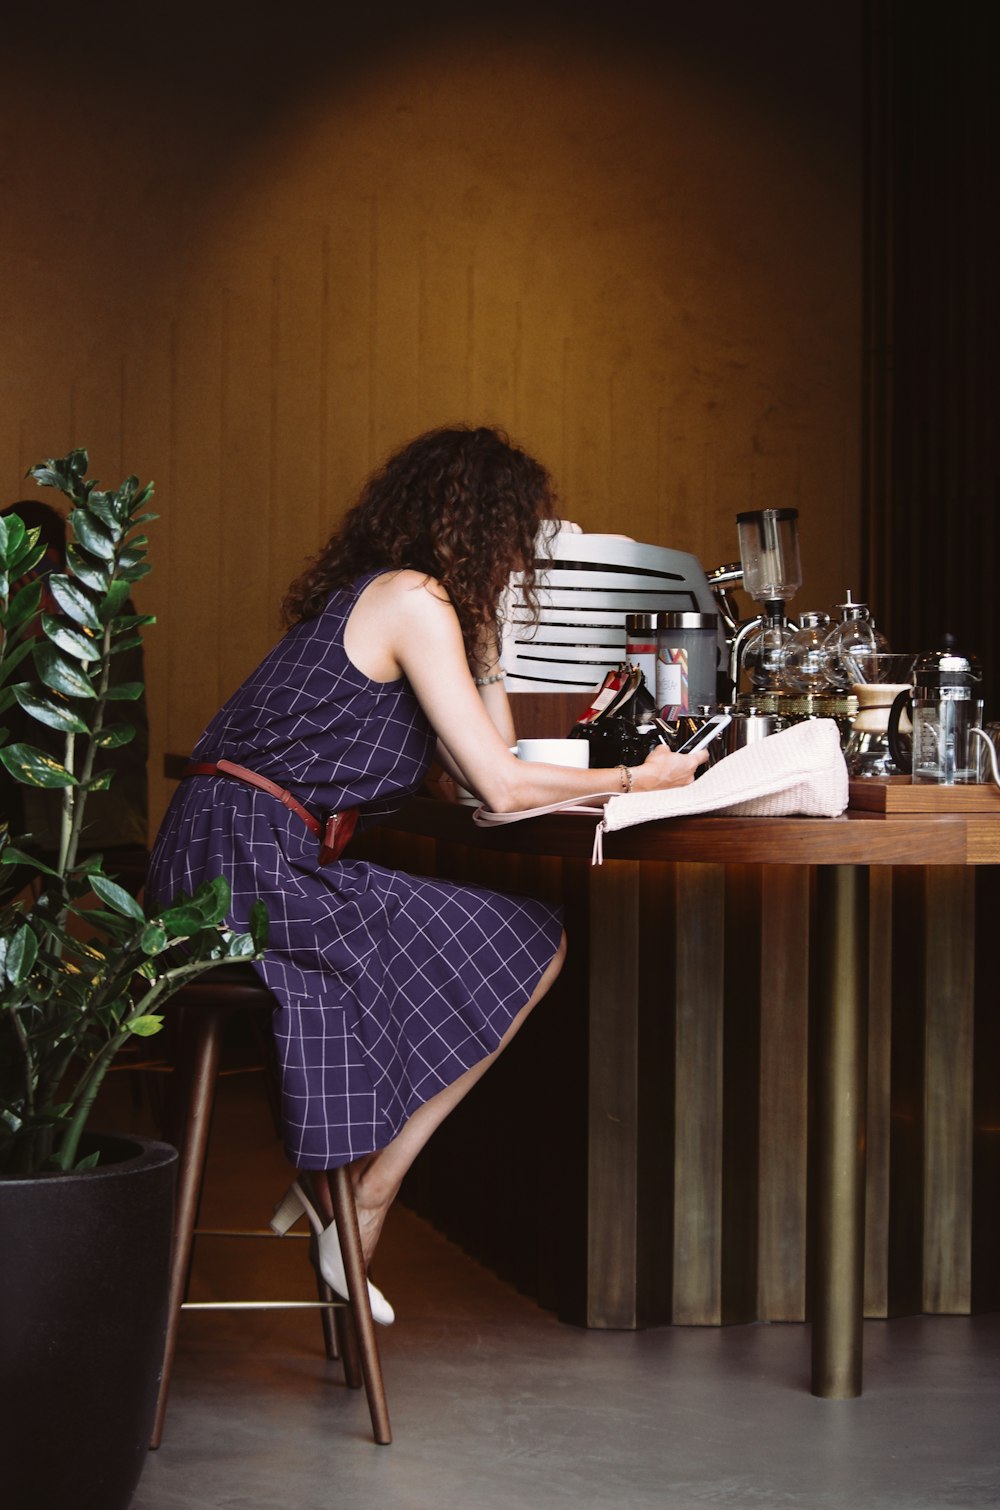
887 642 982 784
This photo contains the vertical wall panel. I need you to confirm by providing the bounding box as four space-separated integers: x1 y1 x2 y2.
218 278 273 699
416 233 475 429
368 195 423 463
165 299 225 764
268 237 327 616
323 212 377 519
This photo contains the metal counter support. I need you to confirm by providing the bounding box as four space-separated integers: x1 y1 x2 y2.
812 864 870 1398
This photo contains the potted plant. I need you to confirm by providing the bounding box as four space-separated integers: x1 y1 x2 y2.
0 450 266 1510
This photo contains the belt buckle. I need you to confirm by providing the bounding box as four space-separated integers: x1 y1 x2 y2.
319 808 358 864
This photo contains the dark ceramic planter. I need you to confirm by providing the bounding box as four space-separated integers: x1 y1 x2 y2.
0 1133 177 1510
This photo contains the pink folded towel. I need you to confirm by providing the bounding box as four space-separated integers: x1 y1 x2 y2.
601 718 848 833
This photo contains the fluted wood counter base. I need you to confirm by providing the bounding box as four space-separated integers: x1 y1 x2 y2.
355 796 997 1397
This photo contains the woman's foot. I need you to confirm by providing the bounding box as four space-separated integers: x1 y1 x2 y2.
349 1159 396 1269
270 1179 395 1325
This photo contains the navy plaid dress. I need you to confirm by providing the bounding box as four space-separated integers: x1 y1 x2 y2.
148 573 564 1169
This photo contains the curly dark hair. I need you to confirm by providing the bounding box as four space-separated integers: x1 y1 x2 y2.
282 425 557 661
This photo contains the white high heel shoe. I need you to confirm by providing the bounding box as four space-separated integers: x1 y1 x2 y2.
270 1178 395 1326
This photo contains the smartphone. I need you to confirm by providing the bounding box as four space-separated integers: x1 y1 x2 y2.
673 712 732 756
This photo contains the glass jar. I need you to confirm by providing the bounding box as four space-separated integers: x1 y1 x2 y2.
655 612 719 717
781 611 832 693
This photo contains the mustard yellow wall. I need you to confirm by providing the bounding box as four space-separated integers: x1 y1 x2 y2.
1 6 862 833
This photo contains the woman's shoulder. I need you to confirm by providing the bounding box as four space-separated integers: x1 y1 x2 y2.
364 569 451 608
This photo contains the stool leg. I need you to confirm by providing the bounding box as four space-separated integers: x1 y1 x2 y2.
150 1004 227 1449
312 1174 362 1386
327 1167 392 1446
311 1248 341 1363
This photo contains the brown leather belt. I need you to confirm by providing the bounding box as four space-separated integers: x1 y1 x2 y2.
182 758 358 864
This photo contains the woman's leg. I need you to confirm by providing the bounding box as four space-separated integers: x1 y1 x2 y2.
335 930 566 1265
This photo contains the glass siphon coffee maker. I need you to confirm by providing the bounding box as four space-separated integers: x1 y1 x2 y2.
736 509 802 694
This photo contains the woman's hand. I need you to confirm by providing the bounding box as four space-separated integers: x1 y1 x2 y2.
631 744 708 791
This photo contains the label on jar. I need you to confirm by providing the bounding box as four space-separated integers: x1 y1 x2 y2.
626 642 657 698
657 647 688 718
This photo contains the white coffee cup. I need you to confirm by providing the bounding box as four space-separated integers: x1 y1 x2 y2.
514 738 589 768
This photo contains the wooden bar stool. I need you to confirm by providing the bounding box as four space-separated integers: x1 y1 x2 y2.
150 962 391 1447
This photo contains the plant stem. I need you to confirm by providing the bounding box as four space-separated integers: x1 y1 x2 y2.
55 1029 132 1170
56 731 76 879
65 623 112 876
10 997 36 1121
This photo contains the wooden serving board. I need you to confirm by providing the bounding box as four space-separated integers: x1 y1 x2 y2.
849 776 1000 813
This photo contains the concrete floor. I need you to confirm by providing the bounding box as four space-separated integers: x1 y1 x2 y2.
111 1071 1000 1510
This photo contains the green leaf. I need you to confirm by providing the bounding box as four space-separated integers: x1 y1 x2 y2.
0 845 60 877
34 643 97 700
103 682 144 701
65 544 110 593
28 454 89 502
92 724 135 749
25 465 65 492
12 685 90 734
97 581 131 624
248 899 269 952
30 453 72 485
191 874 231 924
139 923 168 955
89 871 145 921
73 1150 101 1170
111 613 155 633
80 771 113 792
41 614 99 662
81 908 137 942
5 923 39 984
74 852 106 873
0 743 77 787
3 513 34 545
225 932 257 958
68 507 117 558
46 574 102 631
158 903 208 937
117 562 152 585
127 1014 164 1038
0 638 38 687
86 494 119 532
3 578 43 633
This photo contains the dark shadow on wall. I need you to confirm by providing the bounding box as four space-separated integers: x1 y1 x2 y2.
864 0 1000 709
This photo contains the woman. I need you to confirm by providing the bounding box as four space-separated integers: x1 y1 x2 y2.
148 425 703 1323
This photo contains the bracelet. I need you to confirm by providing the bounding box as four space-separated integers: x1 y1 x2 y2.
474 671 505 687
617 764 633 793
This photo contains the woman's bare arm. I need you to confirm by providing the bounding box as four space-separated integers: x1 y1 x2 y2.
346 570 703 812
